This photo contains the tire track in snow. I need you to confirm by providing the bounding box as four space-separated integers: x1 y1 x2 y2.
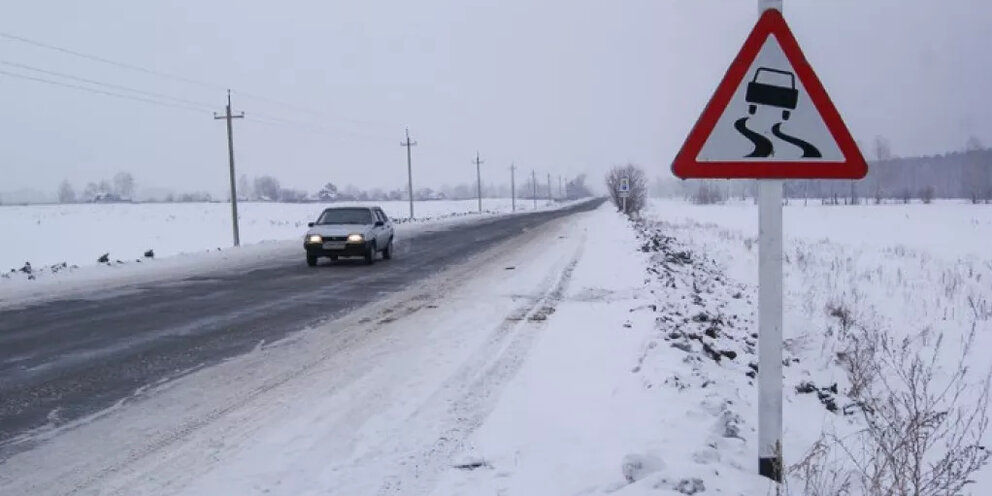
372 239 586 496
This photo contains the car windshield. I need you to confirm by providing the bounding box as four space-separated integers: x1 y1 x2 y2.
316 208 374 225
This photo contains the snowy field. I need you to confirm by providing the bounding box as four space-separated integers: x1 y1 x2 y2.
2 200 991 495
0 198 555 272
638 199 992 493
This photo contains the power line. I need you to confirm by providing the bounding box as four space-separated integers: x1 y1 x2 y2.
401 129 418 219
0 69 212 114
0 60 215 110
473 152 485 213
214 91 245 247
246 113 388 142
0 30 224 91
0 30 395 129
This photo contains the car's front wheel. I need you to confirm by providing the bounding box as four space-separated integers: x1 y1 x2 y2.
364 242 376 265
382 238 394 260
306 254 318 267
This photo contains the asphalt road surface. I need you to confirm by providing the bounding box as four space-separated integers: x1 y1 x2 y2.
0 199 602 456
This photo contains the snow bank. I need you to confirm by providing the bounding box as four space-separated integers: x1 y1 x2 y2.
430 206 775 495
0 198 564 271
0 198 576 304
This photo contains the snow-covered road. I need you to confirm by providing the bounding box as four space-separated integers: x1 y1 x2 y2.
4 199 989 495
1 204 601 495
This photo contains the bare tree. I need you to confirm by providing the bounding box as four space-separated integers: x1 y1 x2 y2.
82 182 99 201
237 174 253 200
605 163 647 215
57 180 76 203
113 172 135 200
873 136 893 162
565 175 592 200
277 188 308 202
690 181 725 205
317 182 338 201
253 175 281 201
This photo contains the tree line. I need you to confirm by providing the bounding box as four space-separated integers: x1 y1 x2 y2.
655 138 992 205
53 173 592 204
57 172 136 203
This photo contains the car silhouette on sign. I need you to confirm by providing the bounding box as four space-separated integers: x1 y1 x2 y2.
746 67 798 120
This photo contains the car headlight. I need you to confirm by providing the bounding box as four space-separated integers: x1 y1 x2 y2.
307 234 322 244
346 233 364 243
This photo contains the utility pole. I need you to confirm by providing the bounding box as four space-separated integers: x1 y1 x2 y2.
214 90 244 247
558 175 563 199
758 0 785 485
400 128 417 220
510 163 516 212
532 169 537 209
473 152 484 213
547 173 552 202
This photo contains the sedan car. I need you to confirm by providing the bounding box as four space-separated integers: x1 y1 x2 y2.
303 206 395 266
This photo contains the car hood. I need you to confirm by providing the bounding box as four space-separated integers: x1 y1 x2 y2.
307 224 372 238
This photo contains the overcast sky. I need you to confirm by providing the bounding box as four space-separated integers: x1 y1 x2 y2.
1 0 989 198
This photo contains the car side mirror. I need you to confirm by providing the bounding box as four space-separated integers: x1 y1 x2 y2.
308 222 315 227
374 221 384 227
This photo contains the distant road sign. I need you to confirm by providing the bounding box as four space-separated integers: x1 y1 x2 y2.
619 177 630 192
671 9 867 179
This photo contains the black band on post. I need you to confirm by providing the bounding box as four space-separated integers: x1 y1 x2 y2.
759 456 783 482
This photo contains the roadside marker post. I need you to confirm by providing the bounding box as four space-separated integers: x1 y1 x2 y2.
670 0 867 483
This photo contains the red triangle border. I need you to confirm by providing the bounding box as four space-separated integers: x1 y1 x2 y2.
671 9 868 180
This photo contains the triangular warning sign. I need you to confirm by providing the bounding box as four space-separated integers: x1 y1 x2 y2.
672 9 867 179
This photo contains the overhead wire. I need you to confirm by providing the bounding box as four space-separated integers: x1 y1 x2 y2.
0 30 224 92
0 30 396 129
0 60 389 142
0 31 474 158
0 69 213 114
0 60 216 111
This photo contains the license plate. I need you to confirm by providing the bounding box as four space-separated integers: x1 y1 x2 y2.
322 242 345 250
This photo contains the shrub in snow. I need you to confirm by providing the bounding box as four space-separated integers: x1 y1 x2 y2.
621 453 665 483
451 457 491 471
97 253 110 263
790 322 992 495
652 477 706 495
605 164 647 216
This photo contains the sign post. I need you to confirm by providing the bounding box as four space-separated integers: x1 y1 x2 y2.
755 0 785 484
670 0 867 484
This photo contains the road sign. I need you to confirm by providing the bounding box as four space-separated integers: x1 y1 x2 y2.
619 177 630 192
672 9 867 179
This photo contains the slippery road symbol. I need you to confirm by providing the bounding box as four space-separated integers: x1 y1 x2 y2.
771 123 821 158
734 117 773 158
733 66 822 158
747 67 798 120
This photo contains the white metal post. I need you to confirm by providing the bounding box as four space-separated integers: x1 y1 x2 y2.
758 179 783 482
757 0 784 484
